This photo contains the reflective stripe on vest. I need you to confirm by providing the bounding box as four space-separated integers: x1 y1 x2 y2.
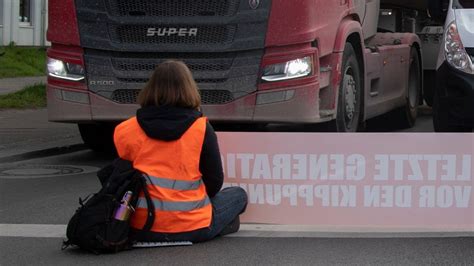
136 196 211 212
146 175 203 191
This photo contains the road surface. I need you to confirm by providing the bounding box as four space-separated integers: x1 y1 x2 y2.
1 108 473 265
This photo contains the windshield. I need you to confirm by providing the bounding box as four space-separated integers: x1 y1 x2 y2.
454 0 474 9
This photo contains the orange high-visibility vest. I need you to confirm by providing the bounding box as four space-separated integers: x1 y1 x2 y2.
114 116 212 233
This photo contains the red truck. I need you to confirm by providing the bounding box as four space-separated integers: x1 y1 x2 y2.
46 0 443 150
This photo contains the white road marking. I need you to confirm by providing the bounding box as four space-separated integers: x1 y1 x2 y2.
233 225 474 238
1 224 473 239
0 224 66 238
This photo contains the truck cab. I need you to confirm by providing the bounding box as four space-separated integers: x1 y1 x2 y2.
434 0 474 131
46 0 433 150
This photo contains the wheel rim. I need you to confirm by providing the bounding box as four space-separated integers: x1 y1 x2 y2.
343 66 358 130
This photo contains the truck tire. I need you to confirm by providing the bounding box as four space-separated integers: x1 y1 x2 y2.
78 124 116 152
332 43 363 132
394 47 421 129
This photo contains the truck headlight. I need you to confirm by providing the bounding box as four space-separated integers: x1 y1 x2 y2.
47 58 85 81
445 21 474 74
262 56 313 82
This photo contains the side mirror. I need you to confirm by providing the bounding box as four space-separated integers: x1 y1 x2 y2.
429 0 449 23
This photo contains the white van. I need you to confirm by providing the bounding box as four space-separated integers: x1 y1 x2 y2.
434 0 474 131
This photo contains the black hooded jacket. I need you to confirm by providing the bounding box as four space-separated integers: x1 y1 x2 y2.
136 105 224 198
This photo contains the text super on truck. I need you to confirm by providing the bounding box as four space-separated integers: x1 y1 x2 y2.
47 0 442 151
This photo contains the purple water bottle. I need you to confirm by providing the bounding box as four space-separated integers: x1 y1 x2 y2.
114 191 134 221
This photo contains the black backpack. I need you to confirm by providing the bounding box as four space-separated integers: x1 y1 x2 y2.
62 159 155 254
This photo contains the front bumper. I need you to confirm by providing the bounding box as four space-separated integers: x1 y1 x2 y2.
48 80 330 124
436 62 474 127
47 83 137 123
204 81 327 123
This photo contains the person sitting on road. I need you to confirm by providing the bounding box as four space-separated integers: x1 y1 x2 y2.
113 60 248 243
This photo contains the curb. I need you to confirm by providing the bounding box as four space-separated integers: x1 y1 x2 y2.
0 144 87 164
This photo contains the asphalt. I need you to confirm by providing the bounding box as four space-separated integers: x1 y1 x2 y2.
0 76 47 95
1 102 471 266
0 107 436 162
1 147 473 265
1 236 473 266
0 109 80 160
0 152 106 225
0 76 76 160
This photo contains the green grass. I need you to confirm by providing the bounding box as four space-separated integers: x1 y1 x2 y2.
0 45 46 78
0 84 46 109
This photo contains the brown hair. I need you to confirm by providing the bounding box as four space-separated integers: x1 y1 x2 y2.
137 60 201 109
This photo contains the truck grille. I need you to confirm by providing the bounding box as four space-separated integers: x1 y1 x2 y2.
111 90 141 105
76 0 271 52
115 25 236 45
85 49 263 105
111 89 234 105
112 58 233 72
108 0 240 17
117 78 226 84
200 90 234 105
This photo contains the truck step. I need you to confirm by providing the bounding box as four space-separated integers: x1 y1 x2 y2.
319 68 331 89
